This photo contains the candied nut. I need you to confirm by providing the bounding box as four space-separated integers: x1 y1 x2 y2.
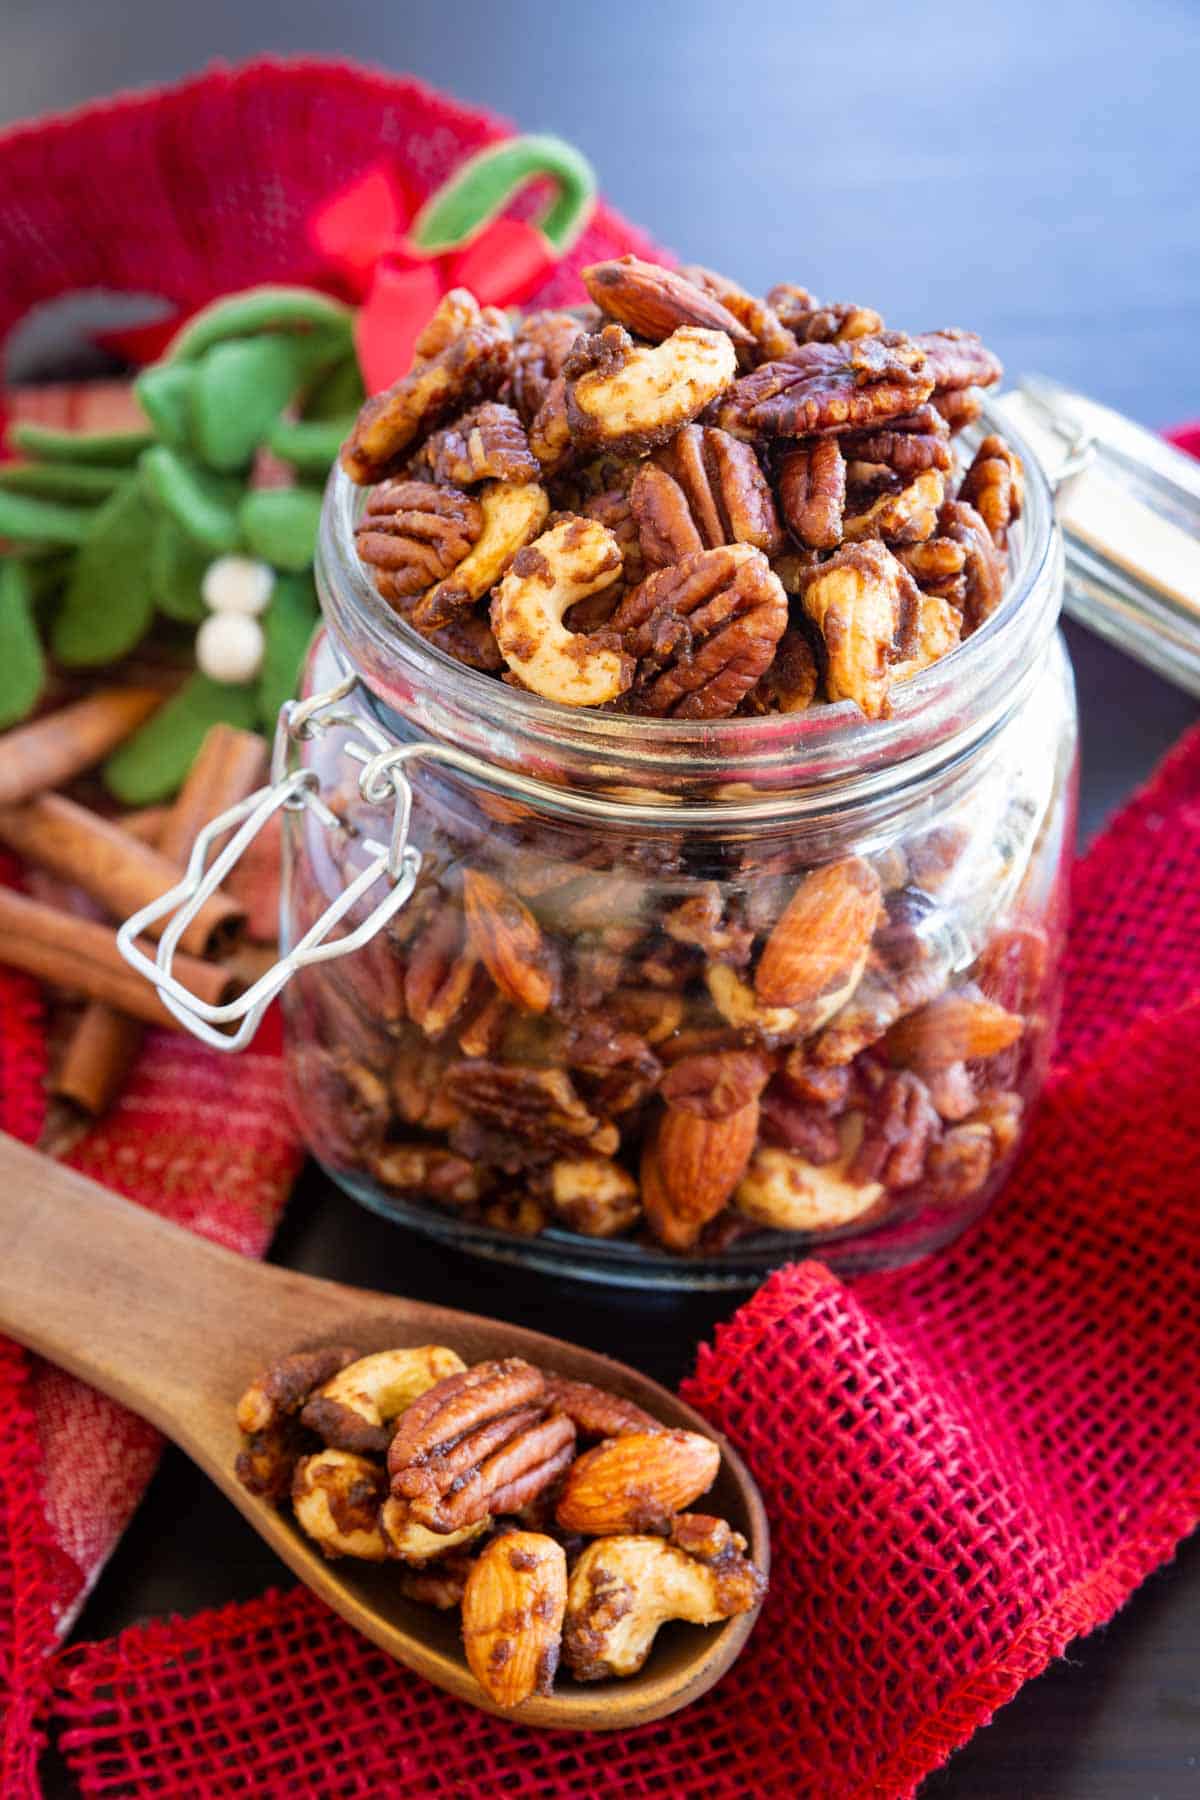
756 857 882 1015
549 1156 641 1237
913 328 1003 396
300 1346 467 1455
389 1359 576 1533
490 516 633 707
767 283 884 344
885 987 1024 1070
937 499 1006 630
341 290 513 483
777 438 846 549
527 375 574 475
717 333 932 438
482 1192 549 1237
292 1449 388 1561
635 424 784 563
419 402 539 487
659 1049 772 1120
580 484 645 590
661 883 753 965
236 1344 359 1435
849 1069 941 1187
415 479 549 628
741 627 820 715
295 1045 390 1163
641 1099 760 1250
235 1419 308 1502
398 1552 476 1610
924 1060 979 1122
556 1429 720 1535
780 1052 853 1109
563 1532 763 1680
934 386 984 432
370 1145 488 1207
922 1097 1019 1205
838 406 952 479
811 962 950 1067
735 1119 885 1232
607 987 686 1045
463 868 558 1013
801 541 921 719
958 433 1024 549
541 1375 661 1439
890 592 963 683
354 479 482 601
680 264 799 363
610 543 788 720
705 963 806 1045
843 469 946 546
391 1039 465 1133
566 324 738 454
974 925 1048 1015
971 1088 1024 1157
403 908 483 1040
448 1059 619 1159
379 1496 487 1564
512 310 583 426
758 1085 844 1163
462 1531 567 1708
583 255 755 348
668 1512 751 1564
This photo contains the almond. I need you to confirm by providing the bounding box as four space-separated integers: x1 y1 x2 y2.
582 255 755 348
556 1429 721 1535
462 868 558 1013
461 1530 567 1708
641 1099 759 1250
885 988 1023 1070
755 857 882 1009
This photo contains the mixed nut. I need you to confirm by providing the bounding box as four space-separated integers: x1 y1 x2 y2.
235 1344 765 1706
341 253 1021 720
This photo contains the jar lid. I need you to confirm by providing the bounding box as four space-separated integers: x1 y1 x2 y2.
994 377 1200 695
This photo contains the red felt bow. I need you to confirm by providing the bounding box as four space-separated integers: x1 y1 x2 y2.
307 162 557 394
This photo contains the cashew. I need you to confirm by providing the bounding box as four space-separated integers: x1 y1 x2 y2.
491 517 633 707
417 480 549 625
292 1449 388 1561
300 1346 467 1454
549 1156 641 1237
891 591 962 684
563 1534 763 1680
705 963 806 1045
569 327 737 451
735 1118 884 1232
379 1496 487 1564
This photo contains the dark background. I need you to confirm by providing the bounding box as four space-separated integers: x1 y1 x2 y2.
2 2 1198 1794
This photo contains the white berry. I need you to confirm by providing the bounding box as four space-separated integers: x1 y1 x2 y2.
201 554 275 616
196 612 265 685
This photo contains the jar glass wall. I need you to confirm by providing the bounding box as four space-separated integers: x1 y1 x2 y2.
281 409 1076 1289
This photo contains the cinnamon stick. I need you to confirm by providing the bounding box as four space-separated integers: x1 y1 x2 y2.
156 724 268 865
0 889 234 1030
53 1005 144 1115
120 805 169 846
0 688 162 808
0 794 244 958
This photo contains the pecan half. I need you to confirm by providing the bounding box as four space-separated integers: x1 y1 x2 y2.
369 1145 488 1207
933 386 984 432
445 1061 619 1157
661 882 754 965
958 433 1024 549
938 499 1006 630
236 1345 360 1435
741 627 821 715
512 310 584 426
718 333 931 438
849 1068 941 1186
354 480 482 601
890 592 962 683
418 402 539 487
541 1374 661 1439
404 908 484 1039
913 328 1003 396
659 1049 772 1119
463 868 559 1013
843 469 945 546
766 283 884 344
896 535 968 602
680 265 799 364
610 543 788 719
801 541 921 718
633 423 783 565
837 405 952 478
583 255 755 348
565 323 738 455
777 437 846 549
341 290 513 483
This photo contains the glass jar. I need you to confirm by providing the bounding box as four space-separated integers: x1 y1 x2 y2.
276 405 1074 1290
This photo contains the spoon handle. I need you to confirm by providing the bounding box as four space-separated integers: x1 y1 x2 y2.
0 1131 383 1432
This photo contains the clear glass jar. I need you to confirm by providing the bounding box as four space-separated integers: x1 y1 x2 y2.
281 406 1074 1289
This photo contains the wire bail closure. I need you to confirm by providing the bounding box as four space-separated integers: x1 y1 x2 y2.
116 676 431 1052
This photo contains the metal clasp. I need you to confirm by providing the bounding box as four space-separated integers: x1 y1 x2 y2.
116 676 428 1052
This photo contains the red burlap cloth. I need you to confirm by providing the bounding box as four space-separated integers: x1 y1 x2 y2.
0 57 1197 1800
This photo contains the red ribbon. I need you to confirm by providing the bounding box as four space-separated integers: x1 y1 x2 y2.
308 162 557 394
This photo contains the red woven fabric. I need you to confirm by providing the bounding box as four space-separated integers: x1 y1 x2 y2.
44 728 1200 1799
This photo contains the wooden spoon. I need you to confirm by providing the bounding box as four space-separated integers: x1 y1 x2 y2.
0 1133 767 1730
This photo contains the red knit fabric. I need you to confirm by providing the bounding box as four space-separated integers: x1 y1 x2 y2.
45 727 1200 1799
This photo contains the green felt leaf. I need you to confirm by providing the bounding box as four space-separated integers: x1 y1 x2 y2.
258 571 318 725
8 422 153 465
103 670 261 805
17 549 74 607
301 354 365 422
239 487 323 572
135 363 198 454
141 447 242 555
191 334 331 472
410 134 596 253
51 477 158 666
0 461 125 503
0 488 97 547
267 416 353 476
166 286 353 363
149 515 210 622
0 560 47 728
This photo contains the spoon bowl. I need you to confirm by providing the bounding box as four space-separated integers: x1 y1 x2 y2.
0 1133 767 1730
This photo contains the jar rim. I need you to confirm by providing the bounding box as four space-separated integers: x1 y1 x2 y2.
315 401 1062 817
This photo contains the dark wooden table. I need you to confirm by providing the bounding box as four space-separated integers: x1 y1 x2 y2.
3 2 1199 1793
